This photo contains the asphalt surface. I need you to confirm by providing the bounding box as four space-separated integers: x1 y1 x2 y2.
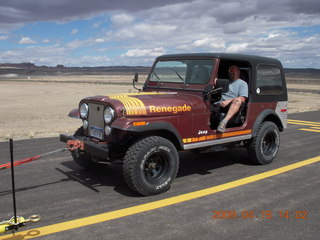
0 111 319 240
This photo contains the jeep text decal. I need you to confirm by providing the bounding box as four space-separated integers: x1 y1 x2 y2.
149 104 192 114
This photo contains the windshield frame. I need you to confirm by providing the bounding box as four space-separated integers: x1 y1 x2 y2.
146 58 217 90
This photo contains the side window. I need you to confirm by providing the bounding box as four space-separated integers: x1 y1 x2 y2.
256 65 283 95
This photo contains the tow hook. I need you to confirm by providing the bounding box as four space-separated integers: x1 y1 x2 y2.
66 140 84 151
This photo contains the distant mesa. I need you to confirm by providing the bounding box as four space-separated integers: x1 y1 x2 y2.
0 62 319 82
0 62 151 76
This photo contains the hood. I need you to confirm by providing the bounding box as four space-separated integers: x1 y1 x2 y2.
85 92 206 117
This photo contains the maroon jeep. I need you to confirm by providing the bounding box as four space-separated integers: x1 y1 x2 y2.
60 53 288 196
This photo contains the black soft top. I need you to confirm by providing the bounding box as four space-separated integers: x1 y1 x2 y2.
157 53 282 67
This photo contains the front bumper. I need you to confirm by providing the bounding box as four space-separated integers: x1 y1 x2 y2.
60 134 109 159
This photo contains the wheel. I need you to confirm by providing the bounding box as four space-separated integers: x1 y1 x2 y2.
123 136 179 196
71 127 96 169
247 121 280 165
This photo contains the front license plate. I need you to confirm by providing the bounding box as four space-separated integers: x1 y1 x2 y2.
90 126 103 139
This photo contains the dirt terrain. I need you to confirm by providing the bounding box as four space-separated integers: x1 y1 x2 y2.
0 77 319 141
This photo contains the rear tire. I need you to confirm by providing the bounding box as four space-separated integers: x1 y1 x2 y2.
247 121 280 165
123 136 179 196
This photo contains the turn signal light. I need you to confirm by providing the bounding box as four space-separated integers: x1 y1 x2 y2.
133 121 147 126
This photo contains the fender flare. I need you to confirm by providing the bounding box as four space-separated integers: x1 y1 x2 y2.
68 109 80 119
121 122 184 150
252 109 284 137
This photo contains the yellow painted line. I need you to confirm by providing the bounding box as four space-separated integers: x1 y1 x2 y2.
287 119 320 127
287 120 320 124
1 156 319 240
310 127 320 130
299 128 320 133
287 122 320 127
287 119 320 124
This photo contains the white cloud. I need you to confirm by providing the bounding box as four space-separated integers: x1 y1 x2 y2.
226 43 249 53
121 47 166 57
70 28 79 35
108 23 177 42
0 35 8 40
0 45 111 67
94 38 105 43
66 39 88 48
19 37 36 44
111 13 134 25
42 39 50 43
192 38 226 50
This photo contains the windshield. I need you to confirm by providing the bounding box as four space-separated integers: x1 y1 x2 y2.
149 59 215 84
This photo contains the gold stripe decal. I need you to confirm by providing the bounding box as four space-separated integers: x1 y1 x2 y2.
183 129 252 144
110 95 147 115
109 92 174 116
109 92 170 98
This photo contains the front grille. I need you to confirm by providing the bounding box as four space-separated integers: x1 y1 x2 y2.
88 103 104 140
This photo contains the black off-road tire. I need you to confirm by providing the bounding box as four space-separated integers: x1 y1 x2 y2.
123 136 179 196
73 127 84 137
71 127 96 170
247 121 280 165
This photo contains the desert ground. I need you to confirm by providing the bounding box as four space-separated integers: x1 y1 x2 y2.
0 76 319 141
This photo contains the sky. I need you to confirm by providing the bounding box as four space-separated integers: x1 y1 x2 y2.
0 0 319 68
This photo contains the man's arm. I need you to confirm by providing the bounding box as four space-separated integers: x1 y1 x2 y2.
220 98 233 107
238 96 247 103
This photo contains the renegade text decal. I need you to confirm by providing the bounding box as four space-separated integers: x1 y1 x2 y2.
109 92 174 116
149 104 192 114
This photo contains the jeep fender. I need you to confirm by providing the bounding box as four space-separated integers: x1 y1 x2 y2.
126 122 184 150
252 109 284 137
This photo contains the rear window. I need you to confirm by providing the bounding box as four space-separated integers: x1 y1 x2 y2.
256 65 283 95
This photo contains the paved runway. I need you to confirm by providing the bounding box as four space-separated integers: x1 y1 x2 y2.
0 111 319 240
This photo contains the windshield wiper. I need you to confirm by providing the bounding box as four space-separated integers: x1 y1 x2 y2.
175 71 188 87
153 71 160 81
175 71 184 81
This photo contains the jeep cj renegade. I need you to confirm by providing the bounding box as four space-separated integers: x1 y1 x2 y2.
60 53 288 196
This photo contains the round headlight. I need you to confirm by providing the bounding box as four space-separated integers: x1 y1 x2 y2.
80 103 89 119
82 120 88 129
104 107 115 123
105 125 112 135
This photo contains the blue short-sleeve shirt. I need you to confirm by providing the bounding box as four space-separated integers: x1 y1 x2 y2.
220 79 248 102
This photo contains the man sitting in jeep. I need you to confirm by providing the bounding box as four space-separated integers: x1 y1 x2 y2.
217 65 248 132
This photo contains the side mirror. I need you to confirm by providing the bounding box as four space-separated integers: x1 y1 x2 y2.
132 72 141 91
133 72 138 82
